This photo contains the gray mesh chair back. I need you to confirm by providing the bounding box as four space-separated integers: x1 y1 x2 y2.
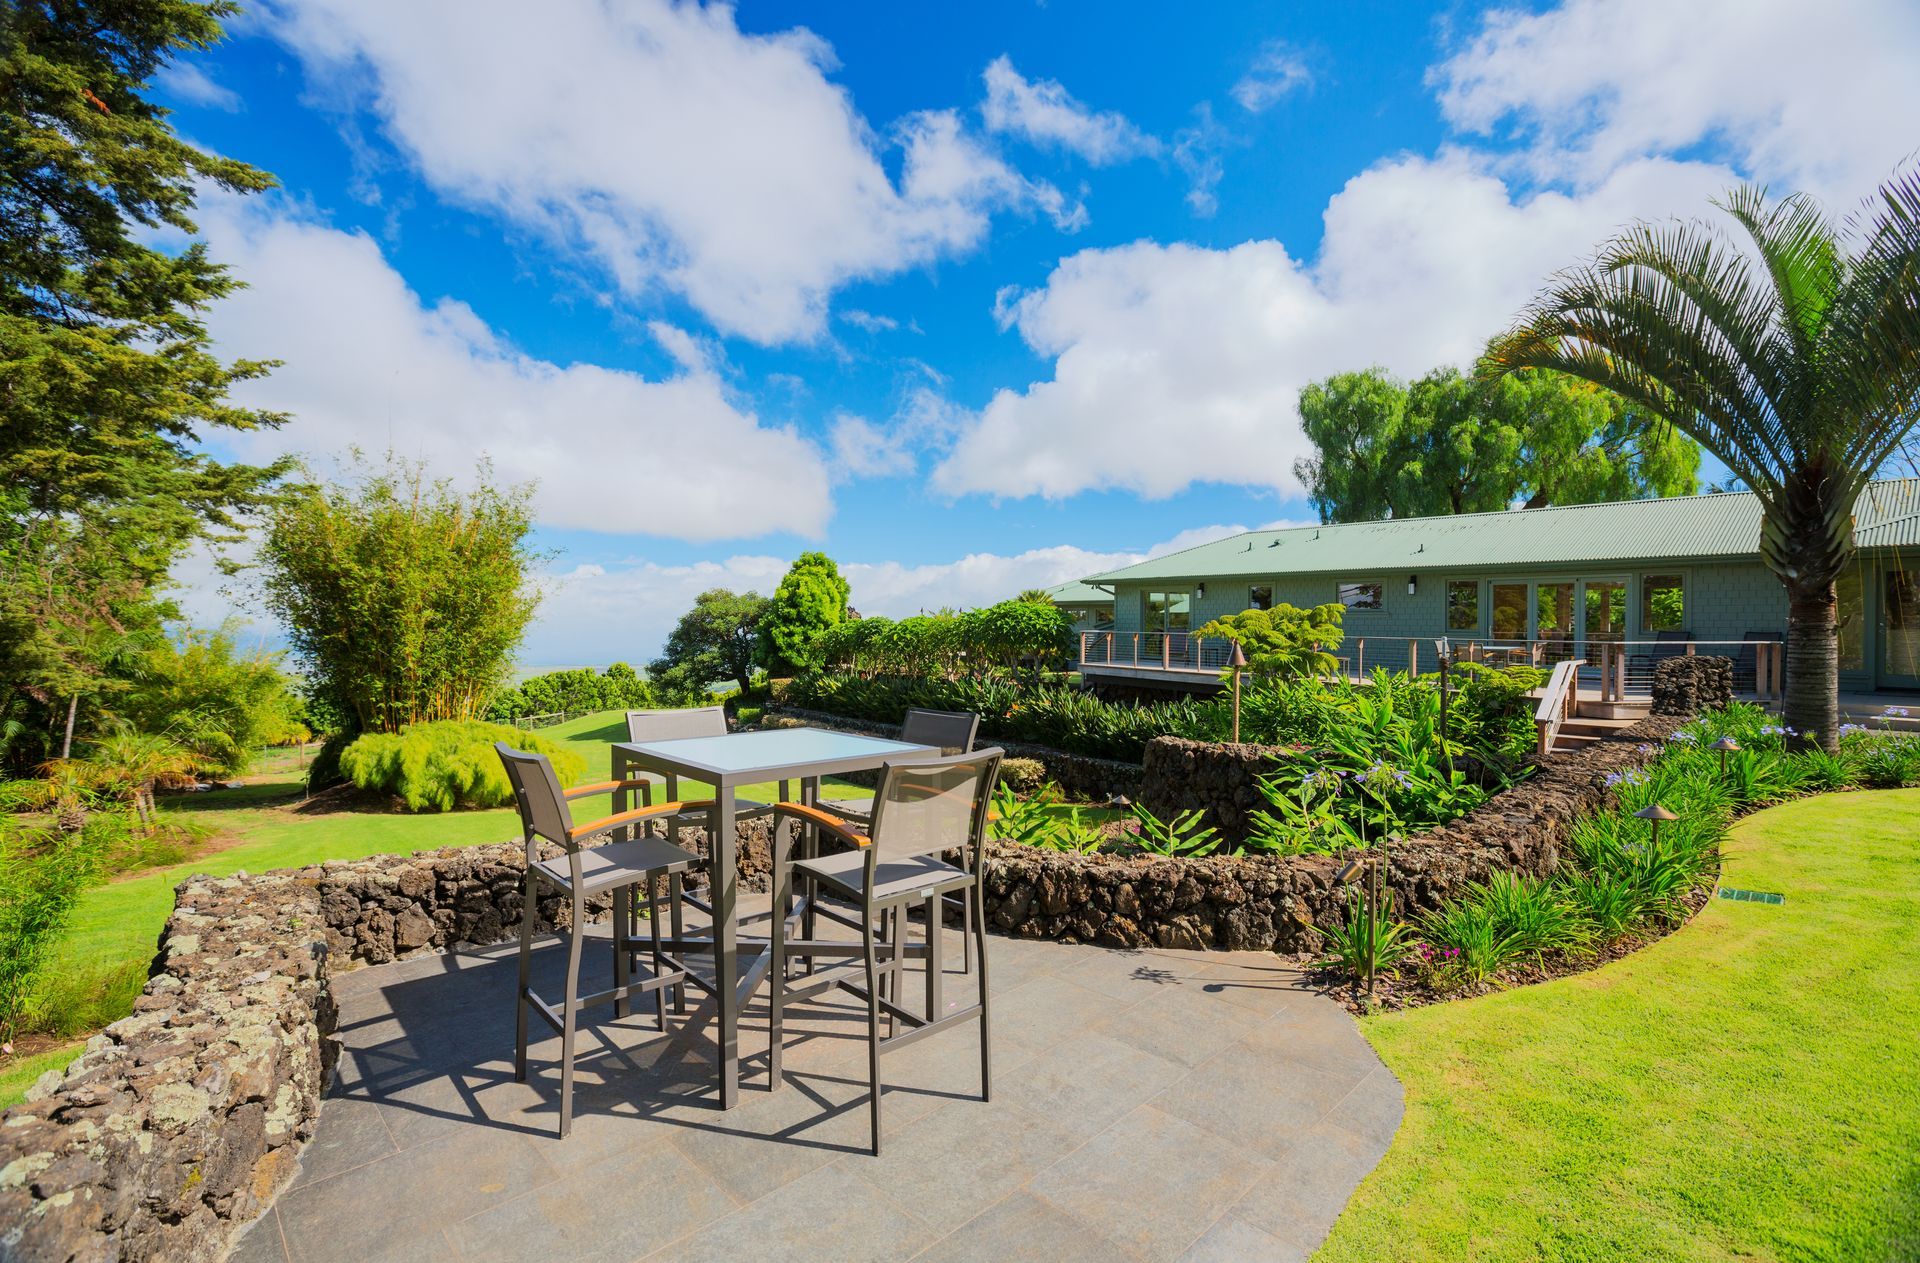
899 708 980 756
867 749 1002 864
626 705 728 743
496 743 573 851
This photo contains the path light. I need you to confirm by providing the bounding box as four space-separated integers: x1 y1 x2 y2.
1228 642 1248 744
1635 802 1679 848
1712 735 1740 776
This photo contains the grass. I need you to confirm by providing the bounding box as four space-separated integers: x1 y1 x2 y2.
1316 788 1920 1263
1 711 873 1106
0 1041 86 1111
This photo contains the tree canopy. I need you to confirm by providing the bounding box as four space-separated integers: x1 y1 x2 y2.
759 552 850 676
650 589 769 696
259 457 542 735
1195 604 1345 679
1 0 284 769
1490 173 1920 750
1293 354 1700 523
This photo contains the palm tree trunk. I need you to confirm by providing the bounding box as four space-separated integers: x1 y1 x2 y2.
1784 578 1840 753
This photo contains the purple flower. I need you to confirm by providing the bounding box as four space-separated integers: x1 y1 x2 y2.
1884 706 1910 718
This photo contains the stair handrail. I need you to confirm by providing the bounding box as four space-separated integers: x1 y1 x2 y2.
1534 657 1586 758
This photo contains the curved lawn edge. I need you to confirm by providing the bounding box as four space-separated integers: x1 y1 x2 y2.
1313 788 1920 1262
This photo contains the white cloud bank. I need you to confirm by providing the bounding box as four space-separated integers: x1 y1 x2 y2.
266 0 1071 345
1231 41 1313 113
934 0 1920 502
201 199 833 540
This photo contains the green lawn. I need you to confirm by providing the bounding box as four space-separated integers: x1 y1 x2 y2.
1317 788 1920 1262
1 711 872 1108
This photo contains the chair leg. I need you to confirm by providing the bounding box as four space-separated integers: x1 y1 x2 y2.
613 884 631 1020
669 872 686 1016
514 873 535 1083
862 908 883 1157
960 888 973 974
768 857 787 1091
924 893 942 1023
972 877 991 1102
648 873 666 1030
559 896 587 1139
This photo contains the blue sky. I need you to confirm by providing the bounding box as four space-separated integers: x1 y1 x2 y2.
161 0 1920 663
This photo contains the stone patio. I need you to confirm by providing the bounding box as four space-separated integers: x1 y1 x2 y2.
226 907 1400 1263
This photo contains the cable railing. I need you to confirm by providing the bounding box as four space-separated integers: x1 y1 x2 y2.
1077 631 1787 700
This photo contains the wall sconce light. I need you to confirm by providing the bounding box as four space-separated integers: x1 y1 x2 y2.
1195 583 1207 599
1407 574 1418 596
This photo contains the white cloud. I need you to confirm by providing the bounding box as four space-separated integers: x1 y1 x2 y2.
1433 0 1920 201
827 412 916 481
1172 104 1231 217
200 198 832 540
266 0 1066 344
839 309 899 334
981 55 1159 165
933 152 1732 501
1231 41 1313 113
157 61 242 111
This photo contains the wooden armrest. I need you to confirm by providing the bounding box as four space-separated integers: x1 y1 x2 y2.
772 801 870 848
569 800 716 840
563 776 657 800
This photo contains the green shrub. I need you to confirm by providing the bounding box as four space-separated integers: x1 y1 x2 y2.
1472 870 1593 961
117 624 304 777
1317 890 1414 983
1418 899 1527 985
997 757 1048 794
1557 869 1647 943
0 826 100 1042
1126 805 1223 857
307 729 353 794
486 663 656 723
339 720 586 812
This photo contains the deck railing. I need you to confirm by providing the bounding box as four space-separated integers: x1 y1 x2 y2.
1534 658 1587 757
1077 631 1787 700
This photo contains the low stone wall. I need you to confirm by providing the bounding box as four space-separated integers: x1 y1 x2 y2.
0 872 333 1262
765 705 1143 802
1138 736 1299 839
984 714 1686 953
1653 655 1735 715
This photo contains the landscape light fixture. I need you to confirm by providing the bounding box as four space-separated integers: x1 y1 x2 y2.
1712 735 1740 775
1634 802 1679 847
1228 642 1248 743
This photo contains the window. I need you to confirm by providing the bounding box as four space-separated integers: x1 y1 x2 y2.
1337 582 1383 611
1491 583 1528 639
1642 575 1685 632
1248 585 1273 611
1144 590 1191 631
1446 581 1480 631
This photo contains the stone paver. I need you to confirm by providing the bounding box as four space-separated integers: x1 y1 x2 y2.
264 909 1399 1262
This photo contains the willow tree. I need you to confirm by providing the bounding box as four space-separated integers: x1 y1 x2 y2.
1490 174 1920 751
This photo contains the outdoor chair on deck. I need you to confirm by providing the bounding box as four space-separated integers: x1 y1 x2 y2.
764 747 1004 1155
1632 629 1694 675
495 743 715 1138
816 709 982 970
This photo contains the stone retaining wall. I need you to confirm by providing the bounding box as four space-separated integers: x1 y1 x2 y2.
765 705 1143 802
0 871 333 1262
1653 655 1735 715
984 714 1686 953
1138 736 1299 838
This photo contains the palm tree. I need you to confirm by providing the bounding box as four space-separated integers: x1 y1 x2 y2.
1489 172 1920 751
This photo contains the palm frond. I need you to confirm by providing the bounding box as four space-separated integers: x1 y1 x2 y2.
1821 168 1920 480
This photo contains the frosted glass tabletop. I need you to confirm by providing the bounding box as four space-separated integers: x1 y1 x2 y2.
615 727 935 780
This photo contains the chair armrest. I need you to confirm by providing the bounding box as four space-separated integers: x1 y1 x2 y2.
569 799 716 841
772 801 870 848
563 776 659 801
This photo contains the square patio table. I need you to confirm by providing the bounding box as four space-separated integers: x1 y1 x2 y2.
611 727 936 1108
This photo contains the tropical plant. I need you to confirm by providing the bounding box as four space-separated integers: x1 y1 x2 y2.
987 783 1104 853
1126 805 1223 857
1491 173 1920 751
1195 603 1345 679
1317 891 1414 985
65 729 203 833
261 455 543 736
1417 900 1527 986
1471 870 1593 962
759 552 850 676
337 720 585 812
1556 869 1647 943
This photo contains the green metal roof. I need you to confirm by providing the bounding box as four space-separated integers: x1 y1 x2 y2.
1084 479 1920 585
1046 579 1114 604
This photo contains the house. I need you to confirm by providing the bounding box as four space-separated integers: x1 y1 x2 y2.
1046 579 1115 633
1075 479 1920 697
